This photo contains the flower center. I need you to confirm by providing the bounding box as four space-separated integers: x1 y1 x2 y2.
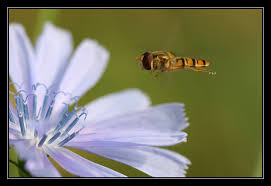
9 82 87 148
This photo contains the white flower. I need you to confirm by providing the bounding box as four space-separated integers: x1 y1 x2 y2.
9 22 191 177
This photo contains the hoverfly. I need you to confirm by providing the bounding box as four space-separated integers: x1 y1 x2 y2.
136 51 216 78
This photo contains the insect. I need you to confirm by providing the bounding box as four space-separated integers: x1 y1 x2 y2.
136 51 216 78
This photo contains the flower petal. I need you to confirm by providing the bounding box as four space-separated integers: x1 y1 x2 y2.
9 122 21 140
25 147 61 177
10 139 37 161
66 141 141 148
33 22 73 121
34 22 73 89
58 39 109 98
70 103 188 147
9 23 36 92
73 145 191 177
44 146 126 177
69 130 187 147
82 89 151 125
9 139 60 177
81 103 189 135
9 129 21 140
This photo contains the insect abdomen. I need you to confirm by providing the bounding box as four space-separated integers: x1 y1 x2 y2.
194 59 210 67
177 57 210 68
174 58 186 67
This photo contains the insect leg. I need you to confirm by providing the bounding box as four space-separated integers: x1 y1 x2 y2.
154 71 161 78
185 67 216 75
164 66 184 72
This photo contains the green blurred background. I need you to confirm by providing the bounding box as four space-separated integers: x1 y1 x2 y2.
9 9 262 177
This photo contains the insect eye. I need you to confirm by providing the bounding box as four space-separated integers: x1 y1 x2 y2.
142 52 152 70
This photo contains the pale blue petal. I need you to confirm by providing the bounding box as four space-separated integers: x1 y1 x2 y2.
58 39 109 99
25 147 61 177
9 123 21 140
82 89 151 124
10 139 61 177
66 141 141 148
33 22 73 121
69 130 187 147
80 103 189 136
44 146 126 177
34 22 73 90
72 145 191 177
69 89 151 133
9 23 36 93
152 103 189 131
10 139 38 161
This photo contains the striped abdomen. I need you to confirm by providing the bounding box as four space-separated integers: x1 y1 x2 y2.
175 57 210 68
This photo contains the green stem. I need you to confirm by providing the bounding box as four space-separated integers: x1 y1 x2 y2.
9 159 32 177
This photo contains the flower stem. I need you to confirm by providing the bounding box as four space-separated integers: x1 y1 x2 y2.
9 159 32 177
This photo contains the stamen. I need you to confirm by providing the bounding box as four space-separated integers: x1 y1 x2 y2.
61 112 87 137
32 93 37 120
32 84 37 91
59 103 69 120
61 117 79 137
58 131 78 147
36 107 42 120
79 112 88 120
9 109 15 123
34 129 38 137
17 90 28 103
15 95 23 114
24 93 35 102
51 91 74 120
40 94 49 120
47 132 61 144
53 104 69 132
53 90 69 98
44 99 55 120
54 108 76 132
22 102 29 129
38 134 48 147
18 113 25 136
24 93 37 121
18 89 27 94
10 82 88 148
23 101 29 120
36 83 48 92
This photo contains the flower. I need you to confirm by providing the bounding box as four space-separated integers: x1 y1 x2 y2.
9 22 191 177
